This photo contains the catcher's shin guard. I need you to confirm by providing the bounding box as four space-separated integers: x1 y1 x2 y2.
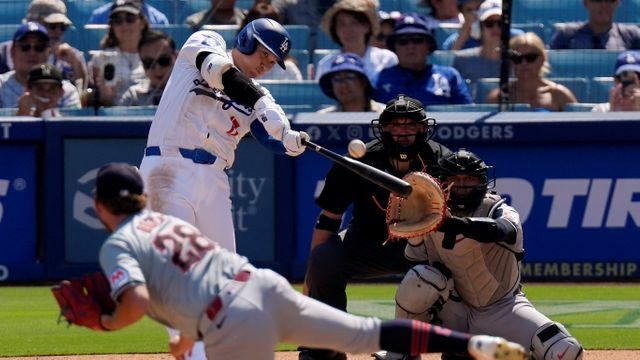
395 264 453 321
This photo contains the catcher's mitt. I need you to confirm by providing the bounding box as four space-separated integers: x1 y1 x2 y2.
51 272 116 331
386 172 448 242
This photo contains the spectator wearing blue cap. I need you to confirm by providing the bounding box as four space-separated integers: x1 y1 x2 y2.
0 22 80 109
373 15 473 106
317 53 385 113
315 0 398 85
550 0 640 50
593 51 640 112
88 0 169 26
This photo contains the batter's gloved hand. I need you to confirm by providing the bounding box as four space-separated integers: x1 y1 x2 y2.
283 130 308 157
51 272 116 331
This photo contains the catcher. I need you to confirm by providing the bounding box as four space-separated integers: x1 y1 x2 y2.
376 149 584 360
302 94 450 360
51 162 528 360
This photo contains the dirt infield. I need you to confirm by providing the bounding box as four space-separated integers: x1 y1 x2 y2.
3 350 639 359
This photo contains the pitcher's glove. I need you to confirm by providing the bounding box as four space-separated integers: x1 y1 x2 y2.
51 272 116 331
386 172 448 243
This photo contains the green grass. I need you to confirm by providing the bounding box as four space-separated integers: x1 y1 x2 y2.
1 284 639 356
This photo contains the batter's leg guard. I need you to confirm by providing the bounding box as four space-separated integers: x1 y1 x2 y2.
531 322 583 360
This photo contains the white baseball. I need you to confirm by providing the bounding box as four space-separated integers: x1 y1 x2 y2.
348 139 367 158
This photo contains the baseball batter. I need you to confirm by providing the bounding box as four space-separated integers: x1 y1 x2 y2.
377 150 584 360
93 162 527 360
137 18 307 359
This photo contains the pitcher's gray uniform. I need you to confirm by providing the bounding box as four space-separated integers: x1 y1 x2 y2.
393 150 583 360
99 209 384 359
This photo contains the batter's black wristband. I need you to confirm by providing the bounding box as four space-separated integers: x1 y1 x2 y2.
221 67 264 108
315 214 341 232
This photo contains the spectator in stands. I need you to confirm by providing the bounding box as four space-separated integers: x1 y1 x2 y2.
317 52 385 113
486 32 577 111
16 63 65 117
271 0 333 52
550 0 640 50
373 15 472 106
88 0 169 26
420 0 464 28
84 1 149 107
451 0 525 99
369 10 402 49
118 31 176 106
316 0 397 84
238 1 303 80
593 50 640 111
24 0 88 90
441 0 483 51
0 22 79 109
186 0 248 31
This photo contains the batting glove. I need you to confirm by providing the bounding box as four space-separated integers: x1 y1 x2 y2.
283 130 308 157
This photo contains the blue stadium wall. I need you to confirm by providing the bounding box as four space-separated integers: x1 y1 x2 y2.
1 112 639 282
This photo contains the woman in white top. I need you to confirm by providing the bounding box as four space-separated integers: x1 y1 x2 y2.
84 1 149 107
315 0 397 85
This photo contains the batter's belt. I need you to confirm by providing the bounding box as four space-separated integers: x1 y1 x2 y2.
145 146 228 170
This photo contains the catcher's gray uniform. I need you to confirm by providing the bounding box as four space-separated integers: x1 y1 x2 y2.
99 209 382 360
401 193 582 359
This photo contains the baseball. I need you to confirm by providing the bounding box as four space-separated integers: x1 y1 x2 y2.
348 139 367 158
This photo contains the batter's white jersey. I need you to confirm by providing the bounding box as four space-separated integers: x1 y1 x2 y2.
146 30 286 167
99 210 382 359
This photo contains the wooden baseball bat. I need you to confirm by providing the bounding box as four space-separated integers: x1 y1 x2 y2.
302 138 413 197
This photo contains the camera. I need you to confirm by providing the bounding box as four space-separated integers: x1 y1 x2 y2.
90 50 118 86
619 70 638 97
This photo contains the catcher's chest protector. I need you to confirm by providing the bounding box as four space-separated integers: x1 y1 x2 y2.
424 193 522 308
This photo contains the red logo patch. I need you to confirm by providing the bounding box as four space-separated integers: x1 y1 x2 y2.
226 116 240 136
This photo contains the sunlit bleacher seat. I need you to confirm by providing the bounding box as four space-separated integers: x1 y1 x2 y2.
379 0 401 12
61 107 99 116
66 0 110 30
400 0 427 13
427 103 531 112
0 24 21 42
512 23 551 44
175 0 209 26
315 27 339 50
590 77 615 104
547 50 619 79
260 80 333 112
312 48 338 75
98 106 158 116
0 1 31 26
153 24 192 48
564 103 598 112
146 0 179 24
200 24 239 49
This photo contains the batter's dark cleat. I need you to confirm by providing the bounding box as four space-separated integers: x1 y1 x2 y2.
299 349 347 360
467 335 527 360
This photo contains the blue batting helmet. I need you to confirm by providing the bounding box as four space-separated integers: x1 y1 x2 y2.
236 18 291 69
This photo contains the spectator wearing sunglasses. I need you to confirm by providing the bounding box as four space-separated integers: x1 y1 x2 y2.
315 0 398 85
0 22 79 109
451 0 524 100
593 51 640 112
369 10 402 50
84 1 150 107
16 63 65 117
317 52 385 113
373 15 472 106
550 0 640 50
88 0 169 26
486 32 577 111
118 31 176 106
24 0 88 90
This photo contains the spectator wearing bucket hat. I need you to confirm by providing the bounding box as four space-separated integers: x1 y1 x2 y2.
315 0 398 85
593 51 640 112
317 52 385 113
0 22 80 109
25 0 88 89
373 14 472 106
16 63 65 117
88 0 169 26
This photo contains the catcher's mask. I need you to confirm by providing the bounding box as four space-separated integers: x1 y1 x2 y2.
437 149 495 211
371 94 436 161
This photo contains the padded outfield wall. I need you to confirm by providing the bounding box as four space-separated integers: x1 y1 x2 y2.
0 112 639 282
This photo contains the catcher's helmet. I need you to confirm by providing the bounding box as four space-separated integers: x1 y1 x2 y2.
236 18 291 69
371 94 435 160
437 149 495 211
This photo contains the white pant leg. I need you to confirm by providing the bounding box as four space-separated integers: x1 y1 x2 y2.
194 163 235 252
